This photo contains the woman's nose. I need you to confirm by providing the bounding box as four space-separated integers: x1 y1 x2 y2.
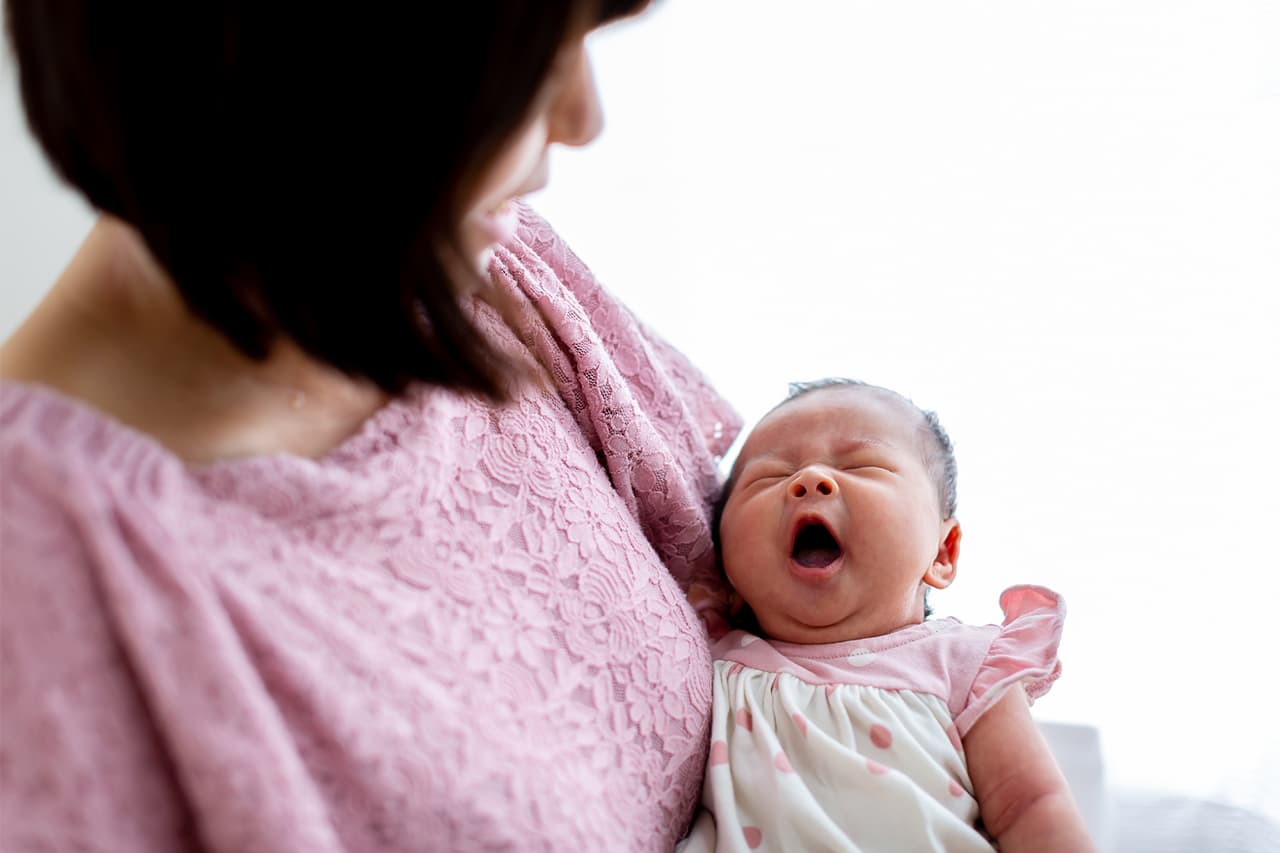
547 43 604 148
789 467 837 499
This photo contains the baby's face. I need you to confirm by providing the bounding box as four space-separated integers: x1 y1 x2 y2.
719 387 959 644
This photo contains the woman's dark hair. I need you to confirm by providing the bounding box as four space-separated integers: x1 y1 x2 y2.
5 1 648 397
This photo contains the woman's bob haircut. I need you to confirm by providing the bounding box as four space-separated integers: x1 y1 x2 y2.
6 1 649 398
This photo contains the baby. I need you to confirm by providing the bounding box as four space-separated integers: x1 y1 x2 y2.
681 379 1093 852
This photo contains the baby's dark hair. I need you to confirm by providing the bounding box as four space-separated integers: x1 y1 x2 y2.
712 378 959 622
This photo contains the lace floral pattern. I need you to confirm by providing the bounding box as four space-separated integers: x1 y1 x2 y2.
0 206 741 852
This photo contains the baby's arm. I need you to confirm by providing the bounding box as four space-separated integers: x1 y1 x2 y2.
962 683 1095 852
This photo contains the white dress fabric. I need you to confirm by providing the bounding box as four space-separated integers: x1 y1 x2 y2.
679 586 1065 853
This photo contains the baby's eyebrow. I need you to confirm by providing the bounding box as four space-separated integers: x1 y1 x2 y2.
733 453 778 475
832 437 894 455
729 450 788 484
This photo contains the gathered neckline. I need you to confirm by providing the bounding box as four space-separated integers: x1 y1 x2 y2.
0 378 408 476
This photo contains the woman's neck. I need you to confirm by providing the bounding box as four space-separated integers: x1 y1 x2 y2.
0 215 388 463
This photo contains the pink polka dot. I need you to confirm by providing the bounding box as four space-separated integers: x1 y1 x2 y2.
867 759 889 776
774 751 794 772
735 708 753 732
870 724 893 749
709 740 729 766
743 826 763 849
770 675 780 693
824 684 837 698
728 662 746 677
948 780 966 798
792 712 808 736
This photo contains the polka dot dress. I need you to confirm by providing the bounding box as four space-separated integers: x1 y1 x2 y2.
678 586 1065 853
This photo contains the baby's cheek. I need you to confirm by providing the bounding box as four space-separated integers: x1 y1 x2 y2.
722 556 764 609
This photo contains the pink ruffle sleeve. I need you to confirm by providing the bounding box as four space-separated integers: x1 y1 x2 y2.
953 585 1065 738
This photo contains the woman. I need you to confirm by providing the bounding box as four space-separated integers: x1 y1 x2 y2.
0 3 740 850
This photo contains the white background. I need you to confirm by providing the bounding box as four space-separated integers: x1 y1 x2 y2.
3 0 1278 825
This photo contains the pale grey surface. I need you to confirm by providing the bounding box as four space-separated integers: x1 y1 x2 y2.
1042 722 1280 852
1108 791 1280 853
1041 722 1108 847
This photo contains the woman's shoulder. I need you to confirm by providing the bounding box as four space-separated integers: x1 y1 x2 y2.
3 380 149 496
1 385 199 849
2 378 177 476
1 380 187 579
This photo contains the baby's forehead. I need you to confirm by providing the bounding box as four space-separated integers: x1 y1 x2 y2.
732 385 923 471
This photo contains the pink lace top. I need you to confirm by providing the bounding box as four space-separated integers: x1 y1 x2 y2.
0 207 742 852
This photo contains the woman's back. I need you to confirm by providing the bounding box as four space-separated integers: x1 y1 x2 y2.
0 209 740 851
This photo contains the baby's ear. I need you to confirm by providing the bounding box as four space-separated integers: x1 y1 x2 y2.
924 519 961 590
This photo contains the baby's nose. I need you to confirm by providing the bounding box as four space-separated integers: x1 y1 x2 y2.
789 467 837 499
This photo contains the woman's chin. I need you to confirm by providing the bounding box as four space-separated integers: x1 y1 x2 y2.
471 201 521 249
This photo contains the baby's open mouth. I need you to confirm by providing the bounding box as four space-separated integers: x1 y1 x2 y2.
791 521 843 569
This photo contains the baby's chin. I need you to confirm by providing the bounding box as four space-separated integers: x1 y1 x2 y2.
754 607 924 645
752 611 859 645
